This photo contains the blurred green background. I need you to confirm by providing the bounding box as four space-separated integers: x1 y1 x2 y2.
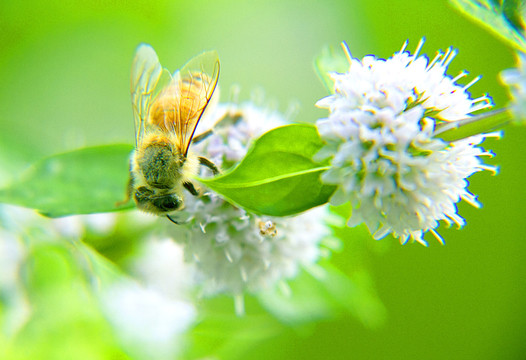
1 0 525 359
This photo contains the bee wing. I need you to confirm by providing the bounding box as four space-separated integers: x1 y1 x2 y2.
130 44 171 147
192 89 225 136
171 51 220 156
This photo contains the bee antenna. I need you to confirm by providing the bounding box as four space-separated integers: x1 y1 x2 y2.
166 215 180 225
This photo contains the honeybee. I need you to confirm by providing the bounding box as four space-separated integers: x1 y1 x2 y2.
123 44 221 223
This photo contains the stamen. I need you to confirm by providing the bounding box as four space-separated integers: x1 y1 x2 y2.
399 234 410 245
478 164 499 175
460 193 481 208
463 75 481 90
483 131 503 139
479 150 495 157
446 213 465 228
412 38 426 60
429 228 445 245
224 249 233 263
373 225 391 240
427 51 444 70
413 233 429 247
240 266 247 282
470 101 493 112
440 48 451 66
400 39 409 53
341 41 353 64
472 94 491 104
442 47 458 67
452 70 468 83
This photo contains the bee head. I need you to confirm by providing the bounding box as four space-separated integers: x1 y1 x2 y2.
134 186 183 214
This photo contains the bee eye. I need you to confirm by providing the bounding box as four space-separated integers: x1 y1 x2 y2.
153 194 182 212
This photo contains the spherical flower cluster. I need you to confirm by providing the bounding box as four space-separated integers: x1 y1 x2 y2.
316 39 497 246
172 100 330 304
500 52 526 124
178 195 328 297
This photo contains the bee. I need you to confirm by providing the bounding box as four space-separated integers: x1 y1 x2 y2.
122 44 221 223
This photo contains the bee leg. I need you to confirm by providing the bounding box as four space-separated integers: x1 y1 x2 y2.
191 130 213 145
115 176 134 207
191 111 243 145
183 181 200 196
166 215 181 225
198 156 220 175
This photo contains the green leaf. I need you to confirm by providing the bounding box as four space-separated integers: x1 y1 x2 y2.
314 44 349 93
0 144 134 217
318 263 387 329
450 0 526 52
12 241 129 360
197 124 336 216
186 311 284 360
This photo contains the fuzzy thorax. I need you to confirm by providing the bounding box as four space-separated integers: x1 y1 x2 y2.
130 132 200 214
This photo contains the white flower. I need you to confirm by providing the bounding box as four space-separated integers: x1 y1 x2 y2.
316 39 498 246
100 280 195 360
500 52 526 123
131 236 194 299
171 99 330 310
176 199 329 301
